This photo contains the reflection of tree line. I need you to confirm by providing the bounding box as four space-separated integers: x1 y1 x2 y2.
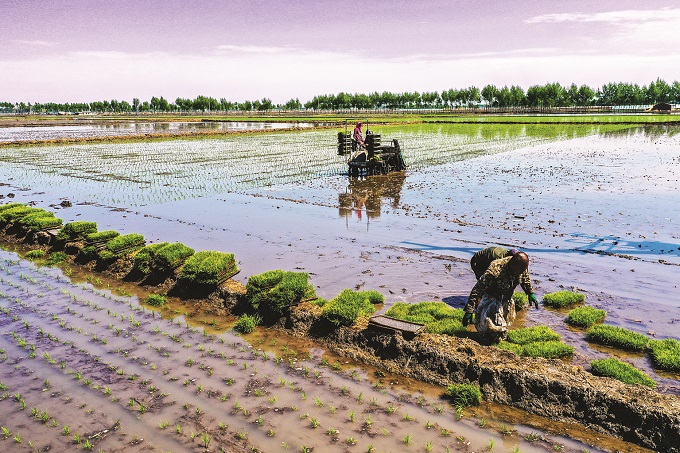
339 172 406 220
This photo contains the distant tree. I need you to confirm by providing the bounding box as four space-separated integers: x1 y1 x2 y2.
481 84 499 106
258 97 274 111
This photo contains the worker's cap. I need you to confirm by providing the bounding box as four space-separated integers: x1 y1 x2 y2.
509 248 519 255
356 121 363 126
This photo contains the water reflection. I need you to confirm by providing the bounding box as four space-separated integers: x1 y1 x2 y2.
339 172 406 221
0 121 322 142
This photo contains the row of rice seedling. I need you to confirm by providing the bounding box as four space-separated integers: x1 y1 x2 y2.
0 124 601 208
0 253 489 453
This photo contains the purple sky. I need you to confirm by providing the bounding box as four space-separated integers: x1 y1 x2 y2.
2 0 679 103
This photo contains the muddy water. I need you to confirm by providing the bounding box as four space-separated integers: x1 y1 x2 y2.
1 123 679 449
0 250 646 452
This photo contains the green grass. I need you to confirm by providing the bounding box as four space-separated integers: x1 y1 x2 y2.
586 325 649 351
321 289 378 327
180 251 238 286
444 383 482 407
512 292 528 310
245 270 315 315
233 314 261 334
145 294 166 307
385 301 465 336
566 306 606 328
647 338 680 372
591 358 656 388
542 290 585 308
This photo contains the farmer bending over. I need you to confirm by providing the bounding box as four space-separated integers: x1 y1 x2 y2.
462 251 538 326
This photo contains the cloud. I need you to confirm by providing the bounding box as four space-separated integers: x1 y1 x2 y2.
525 8 680 24
2 46 679 103
14 40 55 47
213 44 298 54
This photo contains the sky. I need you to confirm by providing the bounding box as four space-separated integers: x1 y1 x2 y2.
2 0 680 104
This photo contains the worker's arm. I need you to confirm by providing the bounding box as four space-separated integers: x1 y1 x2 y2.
519 270 539 308
519 270 534 295
466 273 492 313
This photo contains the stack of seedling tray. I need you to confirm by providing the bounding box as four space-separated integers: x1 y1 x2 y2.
0 204 45 227
99 233 146 260
57 221 98 242
180 251 239 286
0 204 63 232
154 242 195 273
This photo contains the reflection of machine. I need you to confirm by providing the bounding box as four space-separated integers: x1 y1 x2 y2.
338 172 406 222
337 121 407 177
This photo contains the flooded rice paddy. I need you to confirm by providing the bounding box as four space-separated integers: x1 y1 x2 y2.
1 122 679 451
0 121 320 142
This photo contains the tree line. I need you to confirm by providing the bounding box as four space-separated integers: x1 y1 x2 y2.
2 79 678 114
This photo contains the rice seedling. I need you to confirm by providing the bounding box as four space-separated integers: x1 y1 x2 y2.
25 249 47 259
321 288 379 327
445 383 482 407
591 358 656 388
586 325 649 351
542 290 585 308
402 434 412 445
245 269 314 316
385 301 465 335
180 251 239 286
234 314 261 334
506 326 561 344
567 306 607 328
346 436 358 445
145 294 166 307
310 418 320 429
647 338 680 372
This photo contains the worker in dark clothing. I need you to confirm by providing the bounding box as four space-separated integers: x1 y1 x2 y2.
470 246 519 279
462 251 538 327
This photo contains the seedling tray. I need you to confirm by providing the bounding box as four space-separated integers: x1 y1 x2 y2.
368 314 425 339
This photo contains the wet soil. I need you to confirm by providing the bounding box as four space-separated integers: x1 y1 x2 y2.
1 125 679 451
2 249 635 453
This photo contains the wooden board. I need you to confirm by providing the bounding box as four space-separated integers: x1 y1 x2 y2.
368 314 425 337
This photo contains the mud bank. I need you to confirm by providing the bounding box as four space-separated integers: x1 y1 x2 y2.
3 223 679 453
280 302 680 452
